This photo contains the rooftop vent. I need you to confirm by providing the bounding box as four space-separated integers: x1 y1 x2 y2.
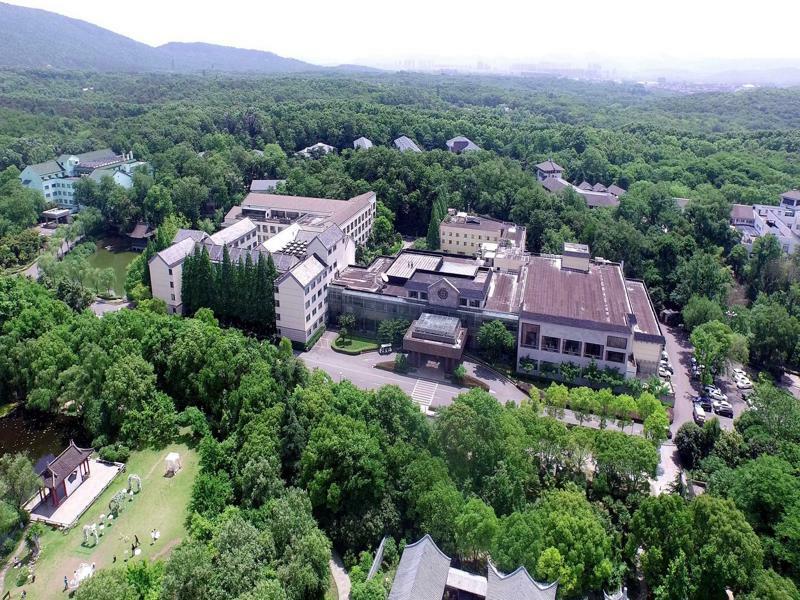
562 242 590 272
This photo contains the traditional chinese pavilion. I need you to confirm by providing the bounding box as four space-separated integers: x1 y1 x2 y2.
36 441 93 507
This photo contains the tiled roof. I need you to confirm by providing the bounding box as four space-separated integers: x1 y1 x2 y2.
394 136 422 153
486 563 558 600
173 229 209 244
26 160 63 176
209 218 257 246
782 189 800 201
127 222 153 239
153 237 197 267
40 441 93 490
287 255 326 287
607 184 627 197
541 177 569 193
522 255 632 332
388 535 451 600
353 137 374 149
250 179 285 192
578 181 593 190
314 224 345 250
579 190 620 208
730 203 755 221
238 191 374 228
446 136 480 152
535 160 564 172
593 182 608 192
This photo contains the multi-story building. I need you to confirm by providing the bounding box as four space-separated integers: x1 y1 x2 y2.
223 191 376 247
150 191 369 344
730 190 800 253
535 160 565 182
19 149 147 211
516 243 664 377
328 242 664 379
439 210 526 257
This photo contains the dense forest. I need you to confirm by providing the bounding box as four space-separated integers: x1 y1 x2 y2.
2 70 800 599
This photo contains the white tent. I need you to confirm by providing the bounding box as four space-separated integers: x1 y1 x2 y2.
164 452 182 475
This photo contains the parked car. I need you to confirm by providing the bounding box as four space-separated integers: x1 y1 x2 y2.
732 367 747 379
694 395 713 411
659 359 674 373
693 403 706 424
736 377 753 390
741 390 756 407
690 356 698 367
658 365 672 378
713 400 734 417
703 385 727 402
661 350 669 361
379 343 393 355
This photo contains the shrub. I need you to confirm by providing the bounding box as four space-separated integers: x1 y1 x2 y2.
99 443 131 463
395 353 409 373
453 363 467 383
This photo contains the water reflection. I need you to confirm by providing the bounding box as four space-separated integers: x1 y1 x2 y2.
0 409 88 460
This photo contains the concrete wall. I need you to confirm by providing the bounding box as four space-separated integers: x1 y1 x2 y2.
440 224 501 255
516 318 634 376
276 271 326 343
149 256 184 314
633 338 662 374
339 196 376 246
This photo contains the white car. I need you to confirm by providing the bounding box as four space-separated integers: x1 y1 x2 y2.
713 400 734 417
658 365 671 378
703 385 727 402
736 377 753 389
661 350 669 361
732 367 747 379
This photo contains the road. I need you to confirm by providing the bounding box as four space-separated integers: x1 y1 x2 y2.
299 330 644 435
653 324 749 493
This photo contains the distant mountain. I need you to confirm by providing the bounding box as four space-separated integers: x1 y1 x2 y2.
157 42 318 73
0 2 364 74
0 2 169 71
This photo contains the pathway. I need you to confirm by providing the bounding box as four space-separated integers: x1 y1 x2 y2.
0 535 28 598
329 551 350 600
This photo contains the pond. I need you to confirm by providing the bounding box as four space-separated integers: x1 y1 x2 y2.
86 236 137 297
0 408 88 461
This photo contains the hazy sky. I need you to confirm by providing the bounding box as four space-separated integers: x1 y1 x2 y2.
10 0 800 69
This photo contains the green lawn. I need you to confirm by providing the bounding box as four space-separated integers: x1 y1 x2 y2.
332 335 380 355
5 443 198 600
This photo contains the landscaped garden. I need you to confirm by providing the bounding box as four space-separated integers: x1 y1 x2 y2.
332 334 380 355
4 443 198 600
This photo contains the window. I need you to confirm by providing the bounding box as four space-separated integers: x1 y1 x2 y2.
170 294 175 301
542 336 560 353
168 268 173 276
420 292 428 300
521 323 539 348
607 335 627 349
275 299 280 307
584 343 603 360
409 291 419 299
459 298 468 306
606 351 626 364
276 313 281 321
563 339 582 356
469 299 480 307
169 282 174 288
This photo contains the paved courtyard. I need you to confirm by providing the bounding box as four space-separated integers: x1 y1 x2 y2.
26 459 123 527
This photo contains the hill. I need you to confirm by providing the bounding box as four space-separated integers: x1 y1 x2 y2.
157 42 318 73
0 2 334 74
0 2 169 71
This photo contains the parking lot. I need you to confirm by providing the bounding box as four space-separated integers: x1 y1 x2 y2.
661 324 749 434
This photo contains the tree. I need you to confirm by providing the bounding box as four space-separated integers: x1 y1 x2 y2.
454 497 498 562
643 409 670 445
629 494 693 591
338 312 356 341
741 569 800 600
611 393 637 431
690 495 763 597
492 487 614 597
74 568 138 600
568 386 597 426
690 320 740 384
452 363 467 384
682 294 725 331
477 320 515 362
543 383 568 419
426 196 447 250
671 252 732 308
748 297 800 370
0 453 40 506
161 541 215 600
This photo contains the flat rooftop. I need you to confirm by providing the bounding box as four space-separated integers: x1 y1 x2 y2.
522 256 631 331
625 280 665 343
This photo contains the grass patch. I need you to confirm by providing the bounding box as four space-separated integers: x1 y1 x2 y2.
6 443 198 599
332 335 380 355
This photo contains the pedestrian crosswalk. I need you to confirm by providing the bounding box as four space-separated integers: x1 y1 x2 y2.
411 379 437 408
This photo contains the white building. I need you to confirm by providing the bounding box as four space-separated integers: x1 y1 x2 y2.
19 149 147 211
224 191 376 247
297 142 336 158
731 191 800 254
150 192 370 343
